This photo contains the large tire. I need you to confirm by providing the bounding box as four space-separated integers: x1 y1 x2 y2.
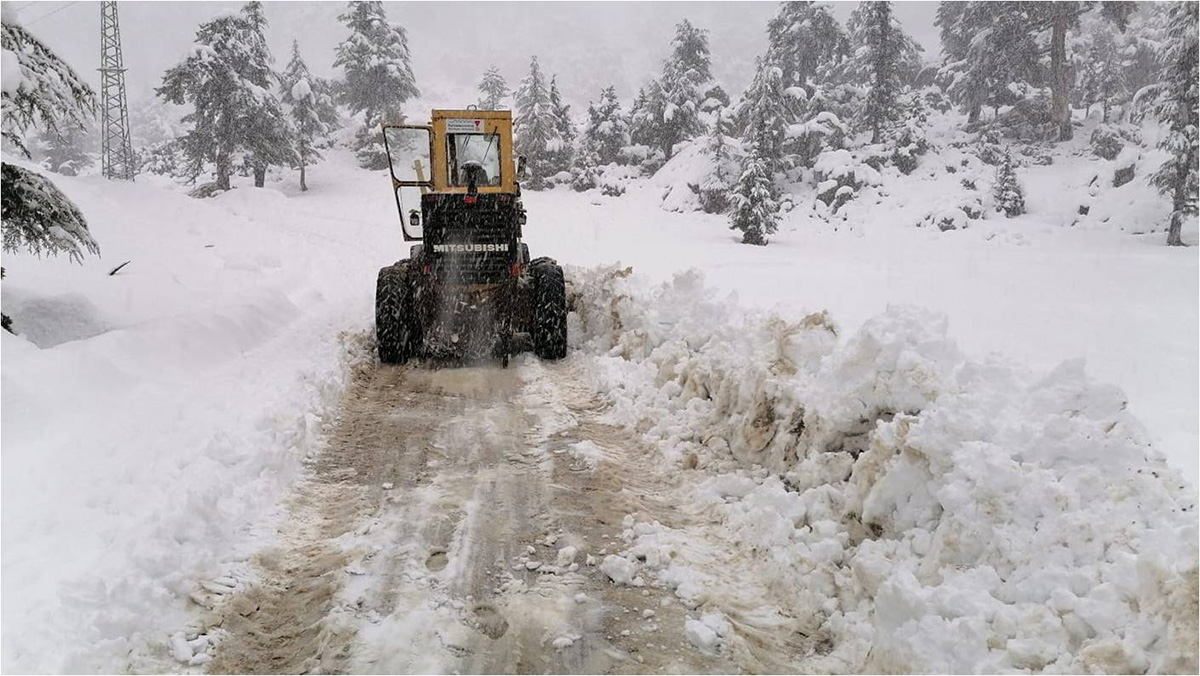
376 261 416 364
530 259 567 360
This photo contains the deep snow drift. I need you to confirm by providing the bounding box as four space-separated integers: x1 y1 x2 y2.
565 265 1197 673
1 156 384 672
2 141 1196 672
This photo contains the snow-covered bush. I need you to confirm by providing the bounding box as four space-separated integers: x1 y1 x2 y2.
813 148 882 212
1089 124 1126 161
652 133 742 214
993 149 1026 217
595 163 638 197
569 151 599 192
137 139 187 177
986 94 1053 142
786 110 850 168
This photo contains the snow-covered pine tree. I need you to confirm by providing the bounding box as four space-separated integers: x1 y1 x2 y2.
1 18 95 157
845 1 922 143
1122 3 1173 105
157 4 292 190
334 0 419 168
658 19 712 159
1031 2 1136 141
937 2 1040 125
0 11 99 315
1 163 98 262
765 1 849 93
281 40 331 191
569 147 600 192
740 57 791 163
1077 21 1127 123
583 85 629 166
138 139 187 177
547 75 575 175
729 120 779 246
628 82 666 154
37 123 94 176
513 56 558 189
477 66 508 111
238 2 294 187
1151 2 1198 247
699 106 734 213
992 148 1025 217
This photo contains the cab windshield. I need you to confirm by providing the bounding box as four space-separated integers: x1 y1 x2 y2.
448 133 501 187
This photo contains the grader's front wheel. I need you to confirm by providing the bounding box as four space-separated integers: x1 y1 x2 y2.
375 261 417 364
530 258 567 360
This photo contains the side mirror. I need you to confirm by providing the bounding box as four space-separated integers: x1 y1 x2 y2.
516 155 528 180
409 209 421 228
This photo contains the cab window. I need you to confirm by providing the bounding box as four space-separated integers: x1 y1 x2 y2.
447 133 501 187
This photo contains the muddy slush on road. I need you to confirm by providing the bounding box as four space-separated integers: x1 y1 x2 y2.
201 356 750 674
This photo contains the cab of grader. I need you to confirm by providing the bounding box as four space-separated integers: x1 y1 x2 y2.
375 109 567 366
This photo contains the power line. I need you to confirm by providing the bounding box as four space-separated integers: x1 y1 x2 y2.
24 1 79 27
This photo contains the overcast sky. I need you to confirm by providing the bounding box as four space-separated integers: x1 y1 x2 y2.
11 1 942 111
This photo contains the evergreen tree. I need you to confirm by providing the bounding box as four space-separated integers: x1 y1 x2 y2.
1032 1 1136 141
765 1 849 92
992 148 1025 217
237 2 293 187
1077 22 1126 123
729 119 779 246
569 147 600 192
583 85 629 166
1122 3 1173 104
628 83 666 155
1152 2 1198 247
334 0 419 168
2 163 98 262
740 58 792 163
137 139 187 177
281 40 332 191
157 3 293 190
658 19 712 159
547 75 575 174
699 106 734 214
513 56 557 188
37 123 94 176
937 2 1040 124
0 20 95 156
845 1 922 143
0 15 99 333
477 66 508 110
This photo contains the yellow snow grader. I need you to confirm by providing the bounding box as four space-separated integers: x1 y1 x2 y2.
375 109 567 367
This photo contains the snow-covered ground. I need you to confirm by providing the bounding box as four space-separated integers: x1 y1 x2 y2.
2 142 1196 672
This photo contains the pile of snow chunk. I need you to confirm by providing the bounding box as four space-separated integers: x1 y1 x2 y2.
565 264 1198 673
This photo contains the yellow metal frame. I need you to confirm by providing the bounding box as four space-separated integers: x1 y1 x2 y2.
383 109 516 195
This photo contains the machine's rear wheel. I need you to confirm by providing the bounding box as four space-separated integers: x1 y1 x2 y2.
530 258 567 360
376 261 416 364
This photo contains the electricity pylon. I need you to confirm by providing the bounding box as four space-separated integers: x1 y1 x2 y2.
99 1 135 180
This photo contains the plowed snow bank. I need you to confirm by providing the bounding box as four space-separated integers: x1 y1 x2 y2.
566 265 1198 673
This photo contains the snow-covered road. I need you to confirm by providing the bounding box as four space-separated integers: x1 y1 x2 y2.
2 149 1195 673
196 355 763 674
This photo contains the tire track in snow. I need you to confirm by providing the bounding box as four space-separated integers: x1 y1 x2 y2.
202 356 751 673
